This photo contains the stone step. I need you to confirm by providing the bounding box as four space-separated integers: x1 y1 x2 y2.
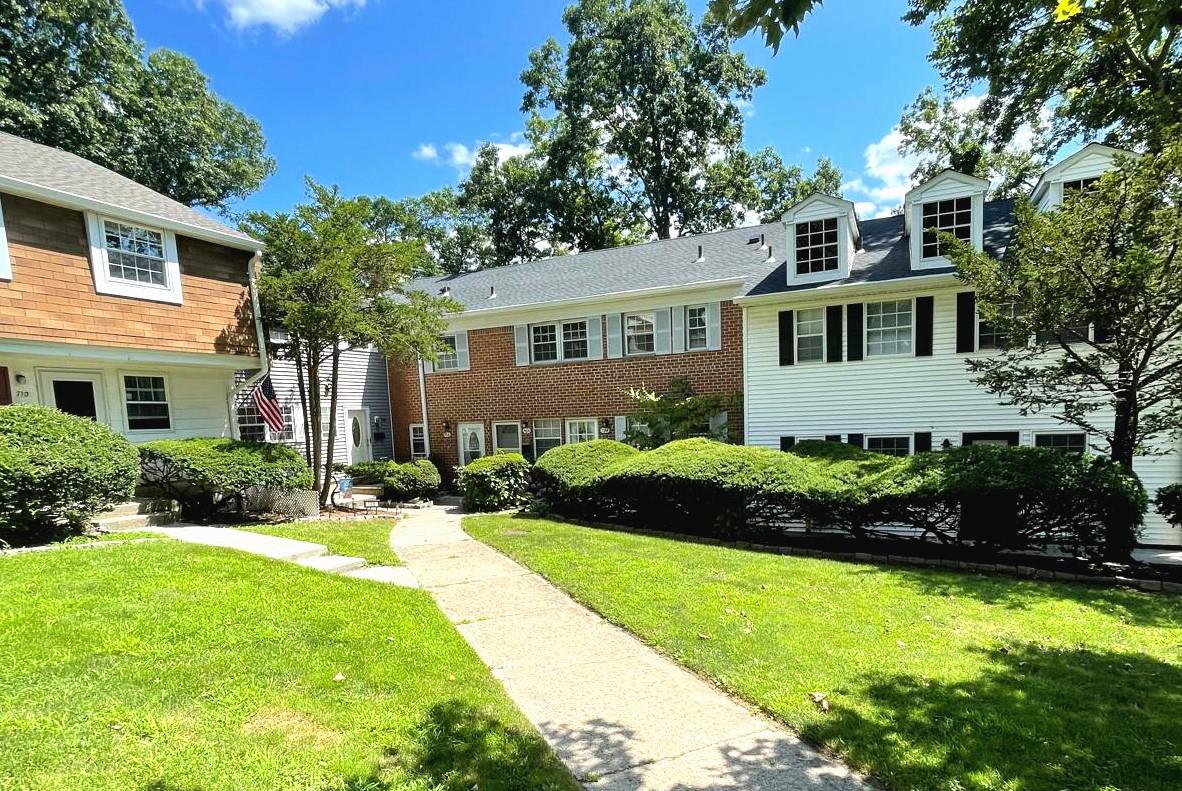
295 554 367 574
97 511 179 531
342 565 421 588
100 498 178 519
350 484 384 497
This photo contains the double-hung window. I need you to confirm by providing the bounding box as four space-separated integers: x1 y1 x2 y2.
562 321 589 360
239 402 295 442
1035 432 1086 453
978 303 1017 351
409 424 427 459
530 320 589 363
123 375 170 431
625 312 655 355
920 197 972 258
105 221 167 286
866 300 912 357
685 305 708 350
436 335 460 370
565 418 597 444
795 218 838 275
795 308 825 363
532 419 563 456
531 324 558 362
867 435 911 457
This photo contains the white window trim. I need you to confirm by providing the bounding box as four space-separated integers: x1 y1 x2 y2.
795 307 826 365
0 194 12 282
435 334 461 371
85 212 183 305
911 193 983 270
409 423 428 460
864 298 916 358
791 217 842 282
684 304 709 351
1033 430 1089 452
865 434 913 456
565 417 597 444
492 421 523 454
531 418 563 455
624 311 657 356
119 371 173 433
530 319 591 364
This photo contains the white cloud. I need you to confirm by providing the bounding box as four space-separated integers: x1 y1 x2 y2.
221 0 365 35
412 143 438 162
842 128 922 218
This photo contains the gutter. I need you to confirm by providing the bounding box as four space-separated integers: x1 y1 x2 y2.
417 358 431 457
226 250 269 439
734 271 960 306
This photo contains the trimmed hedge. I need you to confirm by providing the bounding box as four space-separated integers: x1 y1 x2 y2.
344 460 393 485
139 438 313 521
535 436 1146 557
457 453 532 512
0 405 140 540
383 459 441 502
1156 483 1182 526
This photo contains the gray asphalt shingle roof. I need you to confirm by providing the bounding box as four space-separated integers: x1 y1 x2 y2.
414 199 1017 311
0 131 256 245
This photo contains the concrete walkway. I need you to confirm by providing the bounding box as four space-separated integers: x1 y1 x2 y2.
393 505 872 791
151 524 419 587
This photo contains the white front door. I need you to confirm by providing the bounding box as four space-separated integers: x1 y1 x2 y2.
37 370 107 424
346 408 372 464
458 422 485 466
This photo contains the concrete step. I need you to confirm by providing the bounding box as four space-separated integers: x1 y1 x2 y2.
295 554 367 574
97 511 179 531
343 565 420 587
99 498 178 519
350 484 384 497
152 525 327 561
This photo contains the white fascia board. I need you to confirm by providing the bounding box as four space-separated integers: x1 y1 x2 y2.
0 174 262 252
0 337 259 369
734 271 961 307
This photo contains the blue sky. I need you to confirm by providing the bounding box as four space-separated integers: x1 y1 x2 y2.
126 0 944 220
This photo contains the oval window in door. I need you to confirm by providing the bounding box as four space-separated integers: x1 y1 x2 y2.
352 417 361 446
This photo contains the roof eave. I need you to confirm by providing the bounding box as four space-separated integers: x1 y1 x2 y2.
736 270 961 305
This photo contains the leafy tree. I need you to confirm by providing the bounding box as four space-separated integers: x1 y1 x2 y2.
739 147 842 221
905 0 1182 153
622 378 740 449
706 0 823 52
366 189 494 276
947 140 1182 551
241 181 456 505
521 0 767 239
458 143 557 265
897 87 1051 198
0 0 273 210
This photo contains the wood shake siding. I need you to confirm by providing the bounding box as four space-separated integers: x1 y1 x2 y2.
0 194 257 357
390 300 744 466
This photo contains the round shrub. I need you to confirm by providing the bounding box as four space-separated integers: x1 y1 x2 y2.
383 459 442 502
139 438 312 521
1157 483 1182 526
344 460 395 485
457 453 532 512
0 404 139 541
532 439 639 516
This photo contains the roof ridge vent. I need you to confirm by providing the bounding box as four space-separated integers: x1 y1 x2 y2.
764 245 775 264
693 244 704 263
747 235 761 245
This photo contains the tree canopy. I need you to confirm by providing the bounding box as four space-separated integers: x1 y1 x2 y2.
0 0 273 210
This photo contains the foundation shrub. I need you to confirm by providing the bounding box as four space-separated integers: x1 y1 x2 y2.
531 440 639 517
383 459 442 502
457 453 532 512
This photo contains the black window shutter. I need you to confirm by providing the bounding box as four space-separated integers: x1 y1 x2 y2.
778 310 794 366
956 291 976 353
914 432 932 453
846 433 864 448
824 434 842 443
846 303 864 361
825 305 843 362
915 296 934 356
779 436 796 451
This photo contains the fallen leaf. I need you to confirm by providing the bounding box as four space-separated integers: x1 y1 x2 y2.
332 673 346 683
110 723 123 731
896 640 907 649
809 692 830 713
697 632 711 641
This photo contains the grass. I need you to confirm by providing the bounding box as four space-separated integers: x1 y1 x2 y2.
242 519 401 565
0 540 576 791
467 514 1182 791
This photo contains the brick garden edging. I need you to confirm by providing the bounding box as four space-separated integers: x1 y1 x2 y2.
546 515 1182 595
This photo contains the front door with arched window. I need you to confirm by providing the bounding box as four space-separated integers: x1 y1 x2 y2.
458 422 485 466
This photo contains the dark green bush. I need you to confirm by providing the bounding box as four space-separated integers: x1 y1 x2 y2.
532 439 639 516
0 405 140 541
457 453 532 512
1154 483 1182 526
345 460 395 485
139 438 312 521
383 459 441 502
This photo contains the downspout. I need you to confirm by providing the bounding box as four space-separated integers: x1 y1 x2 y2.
417 358 431 457
227 250 269 439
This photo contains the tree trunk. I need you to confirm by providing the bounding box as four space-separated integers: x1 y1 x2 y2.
306 350 322 497
293 339 313 471
318 347 342 507
1105 384 1139 561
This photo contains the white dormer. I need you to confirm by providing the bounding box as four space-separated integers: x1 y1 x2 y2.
904 170 989 271
1031 143 1128 210
782 193 860 286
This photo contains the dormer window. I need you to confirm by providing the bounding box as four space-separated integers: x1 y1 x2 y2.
1031 143 1128 210
1062 177 1099 195
920 197 972 259
84 212 183 304
794 219 838 275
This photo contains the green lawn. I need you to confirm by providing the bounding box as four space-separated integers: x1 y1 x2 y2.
0 540 575 791
242 519 401 565
467 514 1182 791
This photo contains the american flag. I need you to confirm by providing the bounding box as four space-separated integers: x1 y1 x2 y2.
251 375 286 434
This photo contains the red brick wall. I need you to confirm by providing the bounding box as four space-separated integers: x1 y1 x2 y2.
389 300 743 467
0 193 258 356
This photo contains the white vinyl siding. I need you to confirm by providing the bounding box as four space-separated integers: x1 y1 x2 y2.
743 286 1182 546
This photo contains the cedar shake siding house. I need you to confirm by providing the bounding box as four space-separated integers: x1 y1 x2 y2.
738 144 1181 547
0 132 266 440
389 226 777 470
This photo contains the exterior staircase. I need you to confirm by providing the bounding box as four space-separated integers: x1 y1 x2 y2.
94 498 179 532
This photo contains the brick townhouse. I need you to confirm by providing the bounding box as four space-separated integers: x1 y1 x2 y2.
389 227 778 469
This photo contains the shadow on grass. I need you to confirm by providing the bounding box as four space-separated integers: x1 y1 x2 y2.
805 642 1182 790
335 700 576 791
852 564 1182 629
